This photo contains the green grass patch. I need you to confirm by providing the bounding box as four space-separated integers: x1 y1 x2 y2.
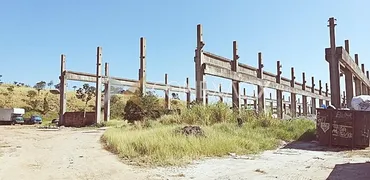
101 104 316 167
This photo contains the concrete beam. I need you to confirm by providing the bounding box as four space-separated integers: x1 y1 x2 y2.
202 63 330 100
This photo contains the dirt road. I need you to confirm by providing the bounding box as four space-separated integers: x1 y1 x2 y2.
1 125 370 180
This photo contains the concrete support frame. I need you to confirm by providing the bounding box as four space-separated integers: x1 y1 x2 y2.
232 41 240 110
361 64 367 95
195 24 206 105
290 67 297 117
257 52 265 113
328 17 341 107
59 54 67 125
276 61 283 119
311 77 316 114
95 47 103 124
302 72 307 116
367 71 370 95
164 73 170 109
243 88 247 107
139 37 147 96
104 63 111 121
219 84 223 102
325 83 330 106
354 54 362 96
319 80 323 106
344 40 354 107
186 77 191 108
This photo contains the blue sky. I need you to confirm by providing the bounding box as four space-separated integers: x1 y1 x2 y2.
1 0 369 104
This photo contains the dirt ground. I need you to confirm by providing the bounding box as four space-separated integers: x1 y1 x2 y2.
1 125 370 180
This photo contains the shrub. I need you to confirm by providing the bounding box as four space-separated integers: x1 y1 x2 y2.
110 95 126 119
124 90 165 122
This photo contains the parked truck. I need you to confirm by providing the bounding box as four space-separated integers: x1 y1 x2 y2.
0 108 25 125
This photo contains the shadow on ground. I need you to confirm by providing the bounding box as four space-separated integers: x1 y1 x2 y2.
326 162 370 180
282 129 354 152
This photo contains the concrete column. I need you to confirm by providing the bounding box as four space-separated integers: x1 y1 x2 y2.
232 41 240 110
139 37 147 96
104 63 110 122
195 24 206 105
367 71 370 95
302 72 307 116
219 84 223 102
186 77 191 108
327 17 341 107
59 54 67 126
354 54 362 96
269 93 273 113
165 73 170 109
243 88 247 108
253 90 257 111
95 47 103 124
361 64 367 95
257 52 265 114
311 76 316 114
325 83 330 106
344 40 354 107
319 80 323 106
276 60 283 119
290 67 296 117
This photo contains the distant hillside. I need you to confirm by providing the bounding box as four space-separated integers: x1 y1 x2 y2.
0 84 185 122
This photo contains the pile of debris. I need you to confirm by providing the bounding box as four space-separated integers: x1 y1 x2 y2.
176 125 205 137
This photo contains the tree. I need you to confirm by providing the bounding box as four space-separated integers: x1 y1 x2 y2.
72 85 77 91
25 90 41 112
33 81 46 95
0 75 3 85
47 80 54 89
76 83 96 117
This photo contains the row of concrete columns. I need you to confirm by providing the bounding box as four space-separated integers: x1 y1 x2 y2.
194 24 330 118
327 17 370 109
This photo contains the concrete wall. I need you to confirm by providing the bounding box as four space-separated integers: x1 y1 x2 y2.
64 112 96 127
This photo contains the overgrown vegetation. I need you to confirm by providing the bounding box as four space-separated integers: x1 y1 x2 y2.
102 92 316 167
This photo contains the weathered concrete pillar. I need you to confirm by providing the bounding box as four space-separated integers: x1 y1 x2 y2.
186 77 191 108
298 98 301 116
139 37 147 96
243 88 247 108
342 91 346 107
164 73 170 109
361 64 367 95
104 63 110 122
232 41 240 110
269 93 273 114
327 17 341 108
276 61 283 119
95 47 103 124
219 84 223 102
311 77 316 114
325 83 330 106
319 80 323 107
195 24 206 105
302 72 307 116
354 54 362 96
59 54 67 126
290 67 297 117
257 52 265 114
344 40 354 108
253 90 257 111
367 71 370 95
